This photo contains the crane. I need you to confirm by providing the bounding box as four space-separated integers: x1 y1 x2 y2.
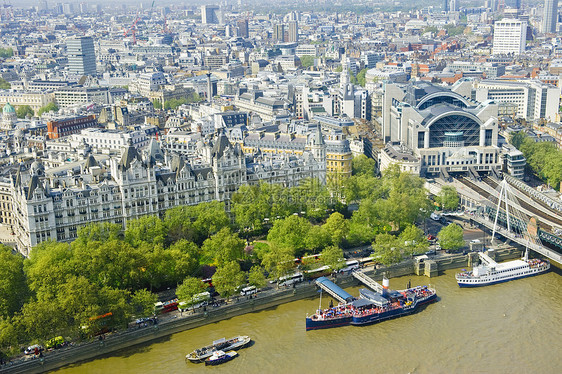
123 12 141 44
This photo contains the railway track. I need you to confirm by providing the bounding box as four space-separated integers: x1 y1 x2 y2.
456 176 561 232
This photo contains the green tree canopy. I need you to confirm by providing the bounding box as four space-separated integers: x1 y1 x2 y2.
176 276 208 307
321 245 345 271
322 212 350 246
0 246 28 318
352 155 376 176
0 77 10 89
124 215 167 247
201 227 245 266
356 68 367 87
372 233 402 266
299 55 315 68
131 289 158 318
436 186 459 211
438 223 465 252
152 99 162 109
305 225 332 252
398 224 429 256
267 215 312 255
212 261 245 300
261 244 296 282
248 265 267 289
16 105 34 119
0 47 13 58
37 102 58 116
509 131 526 149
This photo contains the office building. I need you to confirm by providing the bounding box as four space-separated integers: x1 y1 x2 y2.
201 5 220 24
288 21 298 42
273 24 285 42
543 0 559 34
237 19 249 38
492 19 527 55
443 0 449 12
67 36 96 76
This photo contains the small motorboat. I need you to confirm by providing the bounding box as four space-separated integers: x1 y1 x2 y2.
204 350 238 366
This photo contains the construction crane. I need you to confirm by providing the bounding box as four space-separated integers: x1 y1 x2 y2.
123 12 141 44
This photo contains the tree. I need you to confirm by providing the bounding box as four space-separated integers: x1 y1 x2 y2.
37 102 58 116
124 215 167 247
131 289 158 318
322 212 350 246
201 227 245 266
176 276 208 309
305 225 332 252
399 225 429 256
0 47 13 58
261 244 296 283
0 77 10 89
437 186 459 211
16 105 34 119
248 265 267 289
24 241 75 298
321 245 345 271
212 261 245 300
509 131 526 149
300 55 315 68
438 223 465 252
356 68 367 87
335 65 343 73
152 100 162 110
0 246 28 318
267 215 312 255
352 155 376 176
372 233 402 266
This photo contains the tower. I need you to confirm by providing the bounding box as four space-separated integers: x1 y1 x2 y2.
543 0 559 34
67 36 96 76
1 102 16 130
288 21 298 42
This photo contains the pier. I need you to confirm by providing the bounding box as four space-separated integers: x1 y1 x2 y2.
351 270 384 292
315 277 355 303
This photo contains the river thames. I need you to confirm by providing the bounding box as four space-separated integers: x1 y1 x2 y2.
55 269 561 374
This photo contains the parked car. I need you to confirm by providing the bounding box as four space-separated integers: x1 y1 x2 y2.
24 344 43 355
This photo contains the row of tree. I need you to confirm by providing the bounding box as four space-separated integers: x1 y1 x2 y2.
511 131 562 190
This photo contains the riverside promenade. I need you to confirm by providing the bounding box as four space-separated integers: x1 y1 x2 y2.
0 247 522 374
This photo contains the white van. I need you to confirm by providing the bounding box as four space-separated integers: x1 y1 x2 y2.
240 286 257 296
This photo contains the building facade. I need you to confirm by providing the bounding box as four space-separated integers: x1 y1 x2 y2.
492 19 527 55
67 36 96 76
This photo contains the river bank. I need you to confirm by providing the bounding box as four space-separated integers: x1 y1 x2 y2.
0 247 524 374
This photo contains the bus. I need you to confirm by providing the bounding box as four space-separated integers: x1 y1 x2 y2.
154 298 179 314
359 256 376 267
239 286 257 296
304 265 331 280
272 272 304 287
84 312 113 337
178 292 210 312
340 260 360 273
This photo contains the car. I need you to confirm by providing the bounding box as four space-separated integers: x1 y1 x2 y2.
427 235 436 241
425 249 436 256
24 344 43 355
430 212 441 221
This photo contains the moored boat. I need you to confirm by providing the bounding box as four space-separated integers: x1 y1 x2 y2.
456 250 550 287
204 350 238 366
306 276 436 330
186 335 250 363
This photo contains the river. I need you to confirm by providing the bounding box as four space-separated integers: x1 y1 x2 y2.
54 269 561 374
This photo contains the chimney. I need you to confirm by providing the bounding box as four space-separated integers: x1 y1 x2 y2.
206 73 213 102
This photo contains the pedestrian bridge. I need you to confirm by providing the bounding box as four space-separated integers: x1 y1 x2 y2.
471 214 562 264
352 271 384 293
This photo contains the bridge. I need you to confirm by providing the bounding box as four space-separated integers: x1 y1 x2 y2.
352 271 384 292
470 214 562 264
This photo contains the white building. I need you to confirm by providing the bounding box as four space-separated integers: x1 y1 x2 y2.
474 80 559 122
492 19 527 55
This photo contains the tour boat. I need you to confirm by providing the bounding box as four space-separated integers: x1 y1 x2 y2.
306 277 437 330
204 350 238 366
455 250 550 287
186 335 250 363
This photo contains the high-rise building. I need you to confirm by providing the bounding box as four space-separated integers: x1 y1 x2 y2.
443 0 449 11
450 0 459 11
237 19 249 38
67 36 96 76
492 19 527 55
543 0 559 33
273 24 285 42
505 0 521 8
201 5 219 24
288 21 298 42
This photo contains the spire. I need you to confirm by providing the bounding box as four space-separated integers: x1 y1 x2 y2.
312 125 324 146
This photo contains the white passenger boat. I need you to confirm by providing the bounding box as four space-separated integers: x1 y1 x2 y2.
456 250 549 287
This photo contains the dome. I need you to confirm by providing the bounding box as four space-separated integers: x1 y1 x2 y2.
30 160 45 176
3 102 15 114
